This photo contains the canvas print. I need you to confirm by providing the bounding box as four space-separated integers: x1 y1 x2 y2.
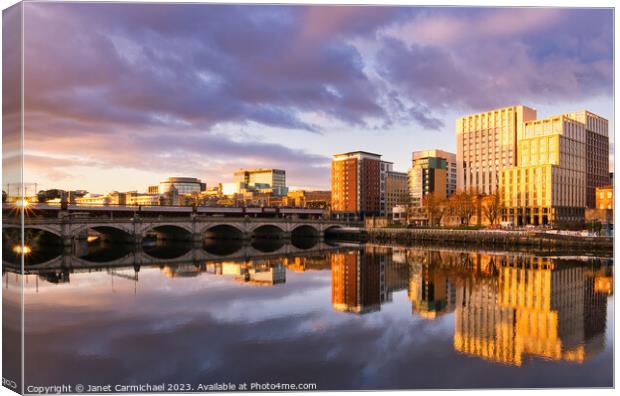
2 1 614 393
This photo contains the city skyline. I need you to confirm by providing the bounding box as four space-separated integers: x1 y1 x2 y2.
6 4 613 193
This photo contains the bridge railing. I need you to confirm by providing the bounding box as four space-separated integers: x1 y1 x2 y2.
14 216 353 225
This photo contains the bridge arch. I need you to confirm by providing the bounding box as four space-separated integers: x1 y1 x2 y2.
203 224 245 240
143 224 193 241
291 224 320 238
3 224 62 238
324 225 344 233
251 224 286 239
72 225 134 243
3 226 63 250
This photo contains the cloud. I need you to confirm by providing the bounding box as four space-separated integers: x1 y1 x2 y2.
23 3 391 134
376 8 613 117
16 4 613 190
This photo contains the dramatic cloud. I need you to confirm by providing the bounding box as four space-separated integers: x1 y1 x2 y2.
14 4 613 191
377 8 613 123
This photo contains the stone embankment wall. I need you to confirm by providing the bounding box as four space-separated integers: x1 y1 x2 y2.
328 228 613 251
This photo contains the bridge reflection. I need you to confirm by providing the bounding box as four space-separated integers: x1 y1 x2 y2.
3 243 612 367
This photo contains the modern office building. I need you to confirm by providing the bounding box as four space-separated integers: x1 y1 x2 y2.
385 170 409 217
152 177 206 195
234 168 287 195
331 151 388 220
412 149 457 197
456 105 537 194
564 111 609 208
500 114 587 225
409 152 449 207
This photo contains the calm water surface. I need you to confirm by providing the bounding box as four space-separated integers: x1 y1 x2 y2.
3 239 614 390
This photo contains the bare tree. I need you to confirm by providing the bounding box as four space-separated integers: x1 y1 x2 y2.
449 190 476 226
482 191 504 225
423 192 447 227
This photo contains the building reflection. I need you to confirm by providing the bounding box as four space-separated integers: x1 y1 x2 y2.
330 246 409 314
452 255 608 366
5 241 612 367
408 256 456 319
206 260 286 286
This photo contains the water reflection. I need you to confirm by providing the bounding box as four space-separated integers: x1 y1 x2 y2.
4 242 613 389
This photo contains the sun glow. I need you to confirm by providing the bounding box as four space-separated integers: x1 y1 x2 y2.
13 245 32 254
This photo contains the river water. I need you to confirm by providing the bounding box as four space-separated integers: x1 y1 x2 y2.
2 239 614 390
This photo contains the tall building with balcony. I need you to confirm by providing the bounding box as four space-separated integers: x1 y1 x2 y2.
457 105 537 194
500 115 587 225
331 151 388 220
564 111 609 208
234 168 287 195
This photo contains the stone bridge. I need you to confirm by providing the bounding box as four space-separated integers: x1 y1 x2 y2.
3 241 346 272
5 215 347 246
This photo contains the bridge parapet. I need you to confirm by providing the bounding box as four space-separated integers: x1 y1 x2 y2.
6 216 349 246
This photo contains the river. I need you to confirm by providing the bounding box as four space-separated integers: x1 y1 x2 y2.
2 238 614 390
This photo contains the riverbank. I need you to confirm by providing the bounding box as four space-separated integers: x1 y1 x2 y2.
328 227 614 252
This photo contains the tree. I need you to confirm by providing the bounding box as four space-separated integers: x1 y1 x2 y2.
482 191 504 225
449 190 476 226
423 192 447 227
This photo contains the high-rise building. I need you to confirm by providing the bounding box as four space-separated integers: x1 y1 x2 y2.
233 168 287 195
500 115 587 225
409 153 449 207
412 149 457 197
456 105 537 194
385 170 409 217
564 111 609 208
331 151 383 220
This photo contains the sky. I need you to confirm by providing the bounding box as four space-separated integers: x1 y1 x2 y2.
8 3 614 194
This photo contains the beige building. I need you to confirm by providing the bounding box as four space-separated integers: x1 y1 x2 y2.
234 168 287 195
500 115 587 225
457 105 537 195
565 111 609 208
126 193 160 206
385 171 409 218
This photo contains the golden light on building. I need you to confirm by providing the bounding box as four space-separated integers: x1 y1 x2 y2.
500 115 587 225
456 105 537 195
